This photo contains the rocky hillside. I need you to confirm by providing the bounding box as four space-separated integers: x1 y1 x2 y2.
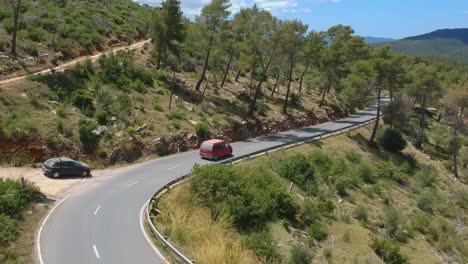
0 44 349 167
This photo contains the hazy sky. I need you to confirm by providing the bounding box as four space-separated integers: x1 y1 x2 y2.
135 0 468 39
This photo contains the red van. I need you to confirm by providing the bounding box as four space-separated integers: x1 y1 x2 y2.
199 139 233 160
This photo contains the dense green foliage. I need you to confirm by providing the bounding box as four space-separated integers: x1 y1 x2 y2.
370 238 409 264
0 0 151 57
243 230 282 262
78 119 99 152
0 178 41 261
190 164 297 229
194 122 211 138
289 245 313 264
377 128 407 152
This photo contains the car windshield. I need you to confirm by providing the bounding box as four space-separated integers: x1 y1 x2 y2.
44 159 56 166
201 143 212 151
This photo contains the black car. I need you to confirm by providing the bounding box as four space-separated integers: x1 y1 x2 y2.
42 157 91 178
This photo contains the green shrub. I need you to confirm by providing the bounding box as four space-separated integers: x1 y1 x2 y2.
195 122 210 138
370 238 409 264
289 245 313 264
351 162 377 184
316 199 335 219
129 79 146 93
377 128 407 152
5 121 38 140
308 222 328 244
78 119 99 152
166 111 186 121
277 155 315 190
72 90 95 112
417 191 436 213
309 151 333 175
125 126 137 135
383 206 409 243
154 104 164 112
190 164 297 229
255 102 270 116
345 151 362 163
290 92 301 106
415 165 438 188
335 176 354 197
0 214 18 247
244 230 282 263
96 149 107 159
301 199 321 226
409 212 431 235
354 205 369 223
96 110 110 125
0 178 42 218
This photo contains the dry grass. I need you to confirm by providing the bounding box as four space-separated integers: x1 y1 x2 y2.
156 124 467 263
155 184 261 264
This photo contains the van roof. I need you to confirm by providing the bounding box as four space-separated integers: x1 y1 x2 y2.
202 139 225 145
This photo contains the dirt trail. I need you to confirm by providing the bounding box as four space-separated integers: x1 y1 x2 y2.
0 39 151 86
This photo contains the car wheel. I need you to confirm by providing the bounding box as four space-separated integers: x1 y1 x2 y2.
53 171 60 178
82 170 89 177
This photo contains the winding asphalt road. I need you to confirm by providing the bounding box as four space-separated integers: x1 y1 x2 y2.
37 99 387 264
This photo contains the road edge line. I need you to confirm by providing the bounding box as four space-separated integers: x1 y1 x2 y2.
140 201 169 263
37 194 71 264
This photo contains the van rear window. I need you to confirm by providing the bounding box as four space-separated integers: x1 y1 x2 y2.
201 143 212 150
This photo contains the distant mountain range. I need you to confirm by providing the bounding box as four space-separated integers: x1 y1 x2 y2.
363 36 397 44
370 28 468 62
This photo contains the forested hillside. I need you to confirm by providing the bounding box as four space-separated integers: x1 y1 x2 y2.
0 0 466 173
0 0 151 77
376 28 468 61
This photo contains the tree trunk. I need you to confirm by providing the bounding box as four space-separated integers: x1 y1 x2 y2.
369 86 382 144
195 37 213 91
220 53 233 88
235 69 241 82
319 72 332 107
168 70 176 110
298 63 309 92
452 106 464 178
200 73 212 104
389 90 394 129
11 0 21 58
248 41 278 116
156 48 162 69
415 96 427 149
271 72 280 97
283 65 293 114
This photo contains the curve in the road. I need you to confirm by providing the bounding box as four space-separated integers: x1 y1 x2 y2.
37 99 387 264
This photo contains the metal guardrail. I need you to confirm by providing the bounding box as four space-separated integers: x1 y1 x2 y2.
146 116 378 263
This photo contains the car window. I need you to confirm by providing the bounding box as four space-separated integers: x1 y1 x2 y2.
201 143 212 151
214 144 226 150
45 160 56 166
61 161 76 168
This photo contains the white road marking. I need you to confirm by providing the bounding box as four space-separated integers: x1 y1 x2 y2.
93 245 100 259
127 181 139 188
167 165 181 170
139 202 169 263
93 205 101 216
37 195 71 264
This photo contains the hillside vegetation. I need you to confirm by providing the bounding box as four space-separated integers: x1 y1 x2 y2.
0 0 151 77
0 178 42 263
155 122 468 264
0 0 466 173
376 28 468 61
